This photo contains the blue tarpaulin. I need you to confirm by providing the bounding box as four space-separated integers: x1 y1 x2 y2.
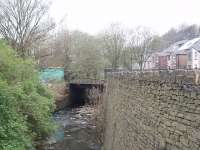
40 68 64 81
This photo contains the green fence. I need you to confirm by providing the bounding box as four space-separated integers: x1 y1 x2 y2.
40 68 64 81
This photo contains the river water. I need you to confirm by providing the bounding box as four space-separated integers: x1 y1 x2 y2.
42 106 101 150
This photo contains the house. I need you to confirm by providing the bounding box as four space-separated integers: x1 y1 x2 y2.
143 51 163 70
144 53 157 70
141 38 200 70
157 40 187 69
175 48 187 69
176 38 200 69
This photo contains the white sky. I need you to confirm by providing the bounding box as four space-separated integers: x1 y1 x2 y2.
50 0 200 35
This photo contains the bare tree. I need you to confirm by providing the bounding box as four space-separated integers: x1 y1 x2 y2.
55 28 72 81
161 24 200 48
121 47 134 71
101 23 126 70
128 27 154 71
68 31 103 80
0 0 55 58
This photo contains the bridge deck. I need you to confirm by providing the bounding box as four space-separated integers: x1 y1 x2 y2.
69 79 105 85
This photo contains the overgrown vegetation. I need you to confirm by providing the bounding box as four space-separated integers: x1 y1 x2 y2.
0 41 55 150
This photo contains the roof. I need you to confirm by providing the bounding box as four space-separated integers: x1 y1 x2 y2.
150 51 170 57
192 39 200 51
159 40 188 56
175 49 187 55
175 40 189 44
178 38 200 51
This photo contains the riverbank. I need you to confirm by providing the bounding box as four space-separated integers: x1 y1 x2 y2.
40 106 101 150
38 78 104 150
46 81 70 111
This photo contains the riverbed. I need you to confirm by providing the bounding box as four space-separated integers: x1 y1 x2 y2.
42 106 101 150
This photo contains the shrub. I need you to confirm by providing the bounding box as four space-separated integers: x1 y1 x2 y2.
0 40 55 149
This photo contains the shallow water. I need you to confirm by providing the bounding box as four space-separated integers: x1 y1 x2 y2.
43 107 101 150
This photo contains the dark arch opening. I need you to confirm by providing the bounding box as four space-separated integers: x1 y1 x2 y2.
69 84 86 107
69 84 104 107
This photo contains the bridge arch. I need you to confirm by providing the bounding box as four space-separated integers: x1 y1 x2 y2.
69 79 104 107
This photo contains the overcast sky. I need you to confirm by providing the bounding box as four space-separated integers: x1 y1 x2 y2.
50 0 200 35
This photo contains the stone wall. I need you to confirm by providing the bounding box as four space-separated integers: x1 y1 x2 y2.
103 70 200 150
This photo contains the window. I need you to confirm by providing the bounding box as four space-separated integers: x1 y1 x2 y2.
188 51 192 61
152 56 155 63
167 55 170 61
188 65 192 69
195 51 198 60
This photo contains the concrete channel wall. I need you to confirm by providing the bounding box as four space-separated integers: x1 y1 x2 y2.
104 70 200 150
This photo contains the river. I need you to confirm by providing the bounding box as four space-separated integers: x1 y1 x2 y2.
41 106 101 150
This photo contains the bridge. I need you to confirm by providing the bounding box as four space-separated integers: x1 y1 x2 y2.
68 78 105 107
69 78 105 85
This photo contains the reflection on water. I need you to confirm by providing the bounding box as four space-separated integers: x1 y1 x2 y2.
44 107 101 150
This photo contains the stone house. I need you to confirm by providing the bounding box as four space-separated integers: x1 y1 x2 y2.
176 37 200 69
143 38 200 70
144 52 159 70
145 40 187 70
157 40 187 69
144 52 168 70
